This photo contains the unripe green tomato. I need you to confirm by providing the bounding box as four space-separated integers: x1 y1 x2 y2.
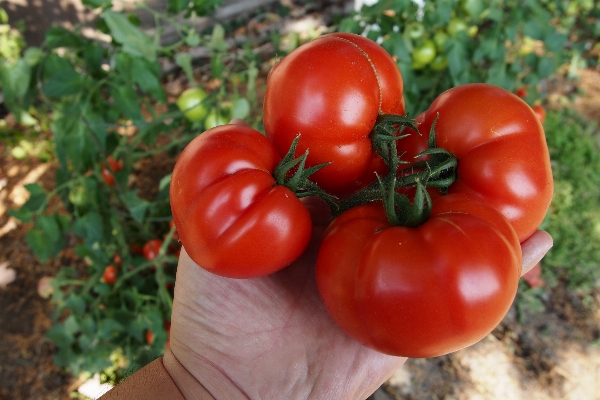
176 87 209 122
447 19 468 37
405 23 425 40
433 31 449 51
204 109 230 130
412 40 437 66
467 25 478 38
69 185 87 206
430 54 449 71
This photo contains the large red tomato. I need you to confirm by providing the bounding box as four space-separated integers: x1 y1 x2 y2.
170 124 312 278
316 193 522 358
263 32 405 196
398 84 553 242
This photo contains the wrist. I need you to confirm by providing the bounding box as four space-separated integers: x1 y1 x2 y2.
163 348 247 399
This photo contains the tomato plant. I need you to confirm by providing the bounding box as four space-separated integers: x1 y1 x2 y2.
170 124 317 278
316 193 522 358
102 265 117 285
263 32 406 196
176 87 209 122
143 239 163 261
397 84 553 242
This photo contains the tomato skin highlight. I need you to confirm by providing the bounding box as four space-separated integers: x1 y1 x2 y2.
170 124 313 278
398 83 553 242
264 32 405 196
316 194 522 358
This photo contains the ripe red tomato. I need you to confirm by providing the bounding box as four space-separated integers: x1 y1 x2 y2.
533 104 546 123
316 193 522 358
142 239 163 261
397 83 553 242
515 87 527 98
101 168 115 186
146 329 154 344
103 265 117 285
107 155 123 172
170 124 313 278
113 253 122 266
263 32 405 196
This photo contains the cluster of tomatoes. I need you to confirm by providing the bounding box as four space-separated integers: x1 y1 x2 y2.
408 18 477 71
170 33 554 358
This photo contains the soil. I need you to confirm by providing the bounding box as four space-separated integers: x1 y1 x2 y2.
1 2 600 399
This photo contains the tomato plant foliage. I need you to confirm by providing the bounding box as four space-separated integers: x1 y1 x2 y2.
5 0 264 379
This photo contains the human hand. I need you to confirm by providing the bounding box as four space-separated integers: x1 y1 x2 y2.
164 118 553 400
167 211 552 400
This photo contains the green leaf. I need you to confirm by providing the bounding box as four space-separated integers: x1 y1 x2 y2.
545 32 567 52
131 57 166 102
98 318 124 339
523 19 543 40
43 67 83 97
103 10 157 62
122 190 150 222
51 108 98 172
167 0 188 13
23 47 44 67
210 53 225 78
111 85 142 121
0 59 31 101
159 174 172 192
537 56 555 78
44 26 85 49
231 97 250 120
93 282 111 296
66 294 87 318
82 0 112 8
73 211 104 244
46 323 75 348
83 43 104 74
26 213 69 262
175 52 194 84
463 0 486 19
26 229 54 262
447 39 469 85
209 24 228 52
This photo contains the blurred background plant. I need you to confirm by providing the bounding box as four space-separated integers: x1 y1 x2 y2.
1 0 599 397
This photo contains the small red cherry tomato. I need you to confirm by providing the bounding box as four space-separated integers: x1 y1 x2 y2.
102 265 117 285
101 169 115 186
142 239 163 261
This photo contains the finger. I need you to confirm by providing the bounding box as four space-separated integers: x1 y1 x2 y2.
520 230 553 276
